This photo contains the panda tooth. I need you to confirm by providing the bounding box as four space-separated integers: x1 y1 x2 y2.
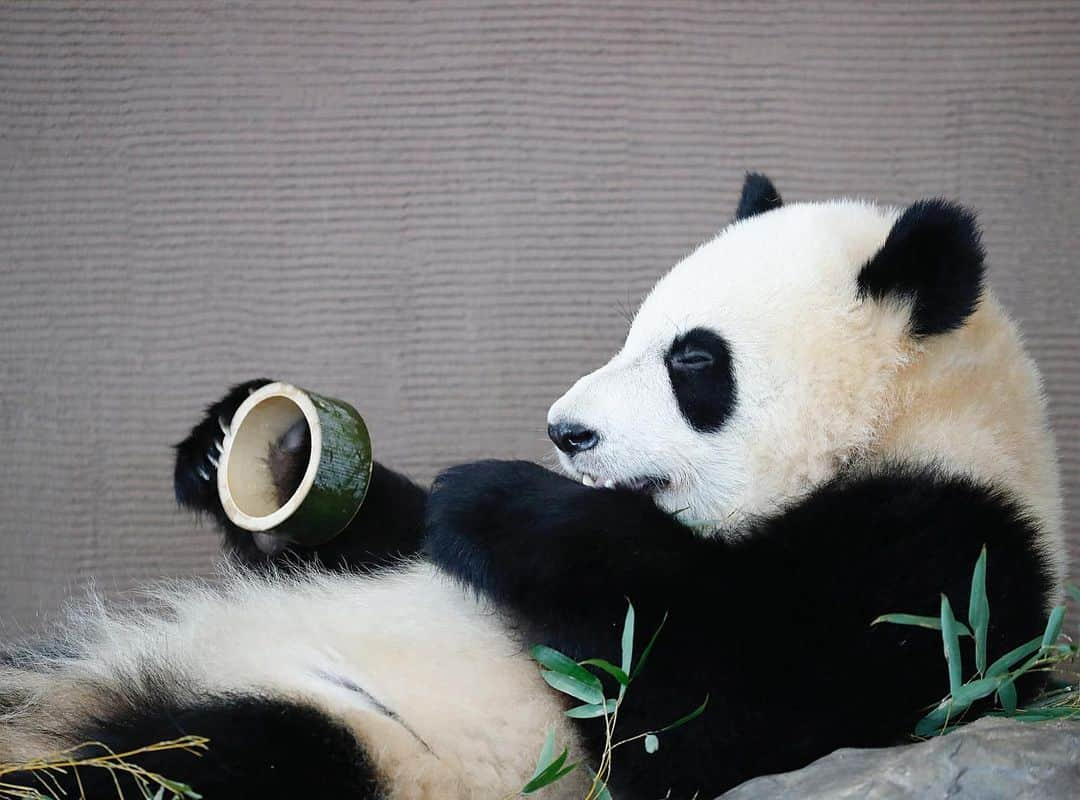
603 479 616 489
582 474 596 487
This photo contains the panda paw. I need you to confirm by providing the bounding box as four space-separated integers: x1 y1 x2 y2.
423 460 590 586
173 378 272 520
423 459 678 621
427 460 582 531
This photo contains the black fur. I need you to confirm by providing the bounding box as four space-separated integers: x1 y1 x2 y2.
424 460 1051 797
734 172 783 221
665 327 737 432
3 693 383 798
174 379 427 571
857 199 985 337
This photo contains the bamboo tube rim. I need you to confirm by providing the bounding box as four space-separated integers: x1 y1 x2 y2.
217 382 323 532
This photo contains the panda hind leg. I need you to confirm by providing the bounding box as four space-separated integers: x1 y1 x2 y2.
2 694 384 799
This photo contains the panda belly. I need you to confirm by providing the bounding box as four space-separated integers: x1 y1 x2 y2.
1 563 589 799
227 563 589 798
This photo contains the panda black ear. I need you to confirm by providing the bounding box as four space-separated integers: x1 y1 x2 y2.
734 172 783 221
857 199 985 337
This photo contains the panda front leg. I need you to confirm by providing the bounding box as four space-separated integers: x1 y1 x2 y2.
423 459 710 650
174 379 427 570
422 459 722 798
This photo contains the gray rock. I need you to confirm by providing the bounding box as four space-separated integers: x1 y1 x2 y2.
721 717 1080 799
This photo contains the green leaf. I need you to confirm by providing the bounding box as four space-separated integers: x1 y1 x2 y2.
658 694 710 733
565 699 618 719
915 699 954 737
940 594 963 696
530 727 558 779
872 613 973 637
521 748 576 793
152 790 166 800
631 611 669 681
950 675 1004 708
158 780 201 800
644 733 660 754
621 600 636 676
1041 605 1066 650
546 763 580 785
541 670 606 705
1066 584 1080 604
968 546 990 675
915 677 1003 739
985 635 1047 714
997 681 1018 714
580 658 630 686
584 767 613 800
986 636 1042 678
531 645 603 691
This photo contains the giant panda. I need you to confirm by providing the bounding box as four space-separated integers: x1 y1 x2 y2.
0 174 1065 799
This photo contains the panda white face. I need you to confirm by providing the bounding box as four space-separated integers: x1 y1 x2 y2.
548 198 917 530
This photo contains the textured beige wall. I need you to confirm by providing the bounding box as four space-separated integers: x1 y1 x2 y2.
1 1 1077 633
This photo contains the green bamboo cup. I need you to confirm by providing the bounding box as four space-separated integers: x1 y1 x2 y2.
217 382 373 546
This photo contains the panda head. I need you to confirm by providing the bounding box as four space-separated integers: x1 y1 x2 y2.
548 173 997 530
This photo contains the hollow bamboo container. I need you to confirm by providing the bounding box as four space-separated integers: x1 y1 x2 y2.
217 382 373 546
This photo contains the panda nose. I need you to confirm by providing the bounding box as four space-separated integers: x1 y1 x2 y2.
548 422 600 455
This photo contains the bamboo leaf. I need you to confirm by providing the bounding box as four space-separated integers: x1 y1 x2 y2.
989 643 1046 707
968 546 990 675
158 780 200 799
872 614 972 637
997 681 1018 714
521 749 573 793
916 677 1001 739
631 612 669 681
644 733 660 754
621 600 636 676
658 694 710 733
1066 584 1080 604
915 699 953 737
986 636 1042 678
584 767 613 800
950 676 1003 708
541 670 606 705
940 595 964 696
530 727 558 779
548 763 580 784
1041 605 1066 650
531 645 602 691
580 658 630 686
565 700 618 719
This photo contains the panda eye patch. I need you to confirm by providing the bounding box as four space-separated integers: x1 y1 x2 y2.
665 328 736 432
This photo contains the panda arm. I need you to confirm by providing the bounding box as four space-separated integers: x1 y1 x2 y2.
174 379 427 571
423 460 712 636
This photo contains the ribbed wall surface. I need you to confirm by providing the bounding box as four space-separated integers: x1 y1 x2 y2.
1 1 1077 631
